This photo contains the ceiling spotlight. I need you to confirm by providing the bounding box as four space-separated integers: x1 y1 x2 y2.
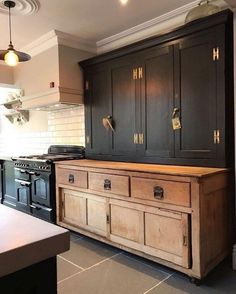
0 1 31 66
120 0 128 5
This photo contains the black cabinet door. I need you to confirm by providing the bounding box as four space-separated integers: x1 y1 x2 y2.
110 56 138 155
85 64 112 155
2 161 16 207
174 29 218 159
140 44 174 158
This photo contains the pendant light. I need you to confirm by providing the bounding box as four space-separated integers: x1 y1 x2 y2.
0 1 31 66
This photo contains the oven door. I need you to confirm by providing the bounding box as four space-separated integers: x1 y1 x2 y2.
15 179 31 213
15 168 30 181
31 171 52 207
31 203 54 223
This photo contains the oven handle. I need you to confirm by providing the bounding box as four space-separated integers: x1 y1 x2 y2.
28 171 40 176
15 179 31 187
30 203 52 212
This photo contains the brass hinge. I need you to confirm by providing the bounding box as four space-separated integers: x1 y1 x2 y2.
61 200 64 209
213 47 220 61
106 215 110 224
214 130 220 144
85 81 89 90
213 130 217 144
183 234 188 247
86 136 90 144
133 68 138 80
216 129 220 144
139 133 144 144
134 133 138 144
138 67 143 79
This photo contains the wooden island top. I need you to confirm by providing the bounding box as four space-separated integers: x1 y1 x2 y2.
56 159 228 178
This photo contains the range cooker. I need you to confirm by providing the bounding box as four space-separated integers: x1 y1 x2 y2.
12 145 84 223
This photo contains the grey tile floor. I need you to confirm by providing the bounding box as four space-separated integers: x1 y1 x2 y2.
57 232 236 294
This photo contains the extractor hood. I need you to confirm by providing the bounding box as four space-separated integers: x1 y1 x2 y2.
22 86 83 111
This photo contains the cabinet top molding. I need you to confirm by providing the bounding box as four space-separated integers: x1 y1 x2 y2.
79 9 233 68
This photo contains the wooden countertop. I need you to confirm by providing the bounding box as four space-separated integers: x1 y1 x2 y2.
55 159 228 178
0 205 69 277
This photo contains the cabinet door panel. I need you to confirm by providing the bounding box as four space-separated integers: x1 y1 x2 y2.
175 31 217 159
144 211 190 268
62 190 86 227
111 57 138 154
110 204 143 244
85 65 111 154
142 45 174 158
87 197 107 236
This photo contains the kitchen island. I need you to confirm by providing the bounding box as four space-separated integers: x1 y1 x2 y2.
0 204 70 293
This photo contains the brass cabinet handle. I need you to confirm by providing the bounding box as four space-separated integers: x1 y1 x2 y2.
153 186 164 200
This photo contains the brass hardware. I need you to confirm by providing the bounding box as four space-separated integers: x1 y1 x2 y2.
133 68 138 80
61 200 64 209
216 129 220 144
104 179 111 190
86 136 90 144
139 133 144 144
183 235 188 247
106 215 110 224
134 133 138 144
138 67 143 79
153 186 164 200
68 174 74 184
213 130 217 144
102 116 115 133
172 108 181 130
213 47 220 61
85 81 89 90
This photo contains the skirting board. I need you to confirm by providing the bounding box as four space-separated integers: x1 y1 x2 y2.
233 244 236 270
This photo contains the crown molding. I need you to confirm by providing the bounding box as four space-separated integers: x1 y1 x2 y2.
96 0 228 54
21 30 96 57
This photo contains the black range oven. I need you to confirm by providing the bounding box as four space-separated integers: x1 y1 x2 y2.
12 145 84 223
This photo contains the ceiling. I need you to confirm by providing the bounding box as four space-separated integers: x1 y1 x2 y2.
0 0 231 51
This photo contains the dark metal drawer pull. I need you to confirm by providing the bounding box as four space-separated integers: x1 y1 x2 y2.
69 174 74 183
104 179 111 190
153 186 164 200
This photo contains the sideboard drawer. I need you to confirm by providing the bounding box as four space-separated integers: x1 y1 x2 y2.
57 168 88 189
131 177 190 207
89 172 130 197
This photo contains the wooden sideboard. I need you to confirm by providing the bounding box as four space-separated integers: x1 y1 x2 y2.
56 159 233 281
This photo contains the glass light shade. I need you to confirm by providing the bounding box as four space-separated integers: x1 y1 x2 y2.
4 50 19 66
185 0 220 24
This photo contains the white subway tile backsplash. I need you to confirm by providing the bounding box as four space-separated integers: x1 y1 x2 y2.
0 105 85 155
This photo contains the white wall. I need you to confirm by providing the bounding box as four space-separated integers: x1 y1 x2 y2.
0 106 85 156
0 64 13 85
